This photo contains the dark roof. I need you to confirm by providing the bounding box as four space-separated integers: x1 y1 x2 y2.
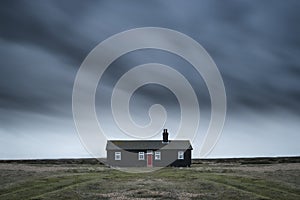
106 140 193 150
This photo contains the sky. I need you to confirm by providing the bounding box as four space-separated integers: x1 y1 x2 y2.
0 0 300 159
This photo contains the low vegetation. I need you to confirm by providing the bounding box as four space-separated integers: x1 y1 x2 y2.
0 158 299 199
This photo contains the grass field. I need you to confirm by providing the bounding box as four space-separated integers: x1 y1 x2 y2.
0 158 299 200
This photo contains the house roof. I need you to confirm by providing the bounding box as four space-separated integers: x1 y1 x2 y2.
106 140 193 150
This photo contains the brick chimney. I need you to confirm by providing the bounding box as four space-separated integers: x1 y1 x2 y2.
162 129 169 143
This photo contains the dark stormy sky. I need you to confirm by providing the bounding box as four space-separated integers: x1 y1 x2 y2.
0 0 300 159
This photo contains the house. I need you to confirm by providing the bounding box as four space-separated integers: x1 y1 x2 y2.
106 129 193 167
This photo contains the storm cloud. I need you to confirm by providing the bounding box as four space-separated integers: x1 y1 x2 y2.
0 0 300 158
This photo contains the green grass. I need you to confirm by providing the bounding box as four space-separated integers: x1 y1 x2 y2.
0 163 299 200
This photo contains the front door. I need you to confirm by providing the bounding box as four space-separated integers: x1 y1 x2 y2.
147 151 153 167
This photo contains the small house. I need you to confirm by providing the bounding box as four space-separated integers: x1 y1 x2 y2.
106 129 192 167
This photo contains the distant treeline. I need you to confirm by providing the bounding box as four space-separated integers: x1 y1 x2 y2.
192 156 300 165
0 158 103 165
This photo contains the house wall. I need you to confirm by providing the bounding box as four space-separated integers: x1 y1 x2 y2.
107 149 191 167
169 150 192 167
107 150 146 167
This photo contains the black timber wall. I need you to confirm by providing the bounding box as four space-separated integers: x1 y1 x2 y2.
107 149 192 167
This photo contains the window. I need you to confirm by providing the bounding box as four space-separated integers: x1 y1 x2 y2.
138 152 145 160
155 151 161 160
115 152 121 160
178 151 184 160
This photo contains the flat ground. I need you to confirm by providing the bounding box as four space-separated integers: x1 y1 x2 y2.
0 159 299 200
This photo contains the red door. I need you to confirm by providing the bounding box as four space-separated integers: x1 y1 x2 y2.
147 151 153 167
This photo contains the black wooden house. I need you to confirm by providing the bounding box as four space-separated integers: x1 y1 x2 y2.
106 129 192 167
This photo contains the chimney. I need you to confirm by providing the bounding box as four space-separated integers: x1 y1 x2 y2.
162 129 169 143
